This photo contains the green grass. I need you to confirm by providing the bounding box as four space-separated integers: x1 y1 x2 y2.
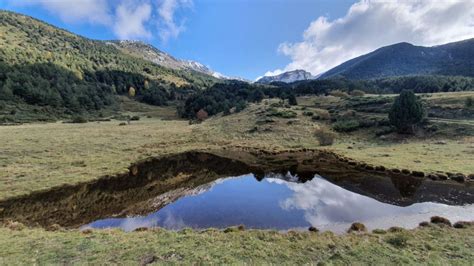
0 225 473 264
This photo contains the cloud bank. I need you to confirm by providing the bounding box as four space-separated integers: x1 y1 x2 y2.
11 0 193 41
265 0 474 77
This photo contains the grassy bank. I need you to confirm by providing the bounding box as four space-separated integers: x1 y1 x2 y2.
0 224 473 264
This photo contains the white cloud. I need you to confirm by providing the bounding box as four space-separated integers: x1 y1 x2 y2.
156 0 193 42
9 0 193 41
265 0 474 77
15 0 112 25
113 1 152 40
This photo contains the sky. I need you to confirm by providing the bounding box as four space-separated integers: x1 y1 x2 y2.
1 0 474 80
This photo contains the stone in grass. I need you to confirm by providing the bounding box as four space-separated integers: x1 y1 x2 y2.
347 222 367 233
308 226 319 232
418 221 430 227
139 254 157 266
430 216 452 226
453 221 473 229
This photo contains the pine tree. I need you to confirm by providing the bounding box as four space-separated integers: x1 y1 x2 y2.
388 90 424 134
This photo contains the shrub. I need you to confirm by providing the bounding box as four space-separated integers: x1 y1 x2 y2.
329 90 349 98
196 109 208 121
71 116 87 123
312 109 330 120
130 116 140 121
388 90 424 134
267 108 297 119
332 119 360 132
466 96 473 108
303 111 313 116
314 127 335 146
350 90 365 96
386 234 409 248
287 94 298 105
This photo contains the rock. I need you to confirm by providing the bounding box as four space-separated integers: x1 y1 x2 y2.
375 166 386 172
427 174 439 181
430 216 451 226
468 174 474 180
434 140 447 145
419 221 430 227
453 221 472 229
308 226 319 232
451 175 466 183
391 168 401 174
436 174 448 180
365 165 375 171
347 146 353 149
347 222 367 233
411 171 425 177
348 161 357 166
140 254 157 265
401 169 410 175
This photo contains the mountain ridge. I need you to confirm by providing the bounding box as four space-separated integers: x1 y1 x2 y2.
256 69 314 84
319 38 474 80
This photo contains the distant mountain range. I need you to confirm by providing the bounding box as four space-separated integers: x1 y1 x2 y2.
108 40 229 79
256 70 315 84
320 39 474 80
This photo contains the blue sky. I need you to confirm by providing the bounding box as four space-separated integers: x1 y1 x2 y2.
1 0 474 80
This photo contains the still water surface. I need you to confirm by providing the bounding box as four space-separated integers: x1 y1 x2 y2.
84 174 474 233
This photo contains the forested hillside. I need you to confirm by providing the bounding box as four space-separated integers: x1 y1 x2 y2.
0 10 216 119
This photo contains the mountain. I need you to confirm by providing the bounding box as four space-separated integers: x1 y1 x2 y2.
109 40 228 79
256 70 314 84
320 39 474 80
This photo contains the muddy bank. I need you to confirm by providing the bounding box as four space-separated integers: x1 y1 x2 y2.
0 149 473 229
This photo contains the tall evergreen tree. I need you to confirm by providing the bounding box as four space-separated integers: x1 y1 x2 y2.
388 90 424 134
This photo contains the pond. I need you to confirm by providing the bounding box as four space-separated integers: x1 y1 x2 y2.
83 173 474 233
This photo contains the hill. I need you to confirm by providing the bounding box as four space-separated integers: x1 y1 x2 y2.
0 10 217 121
320 39 474 80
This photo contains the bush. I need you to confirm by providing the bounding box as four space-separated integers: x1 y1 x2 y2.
196 109 208 121
466 96 473 108
329 90 349 98
303 111 313 116
312 109 330 120
314 127 336 146
71 116 87 123
332 119 360 132
267 108 297 119
130 116 140 121
388 90 424 134
350 90 365 96
386 234 409 248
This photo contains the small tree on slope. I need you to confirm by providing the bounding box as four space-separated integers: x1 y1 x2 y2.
389 90 424 134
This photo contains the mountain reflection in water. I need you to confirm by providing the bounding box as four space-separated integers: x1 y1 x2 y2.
84 174 474 233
